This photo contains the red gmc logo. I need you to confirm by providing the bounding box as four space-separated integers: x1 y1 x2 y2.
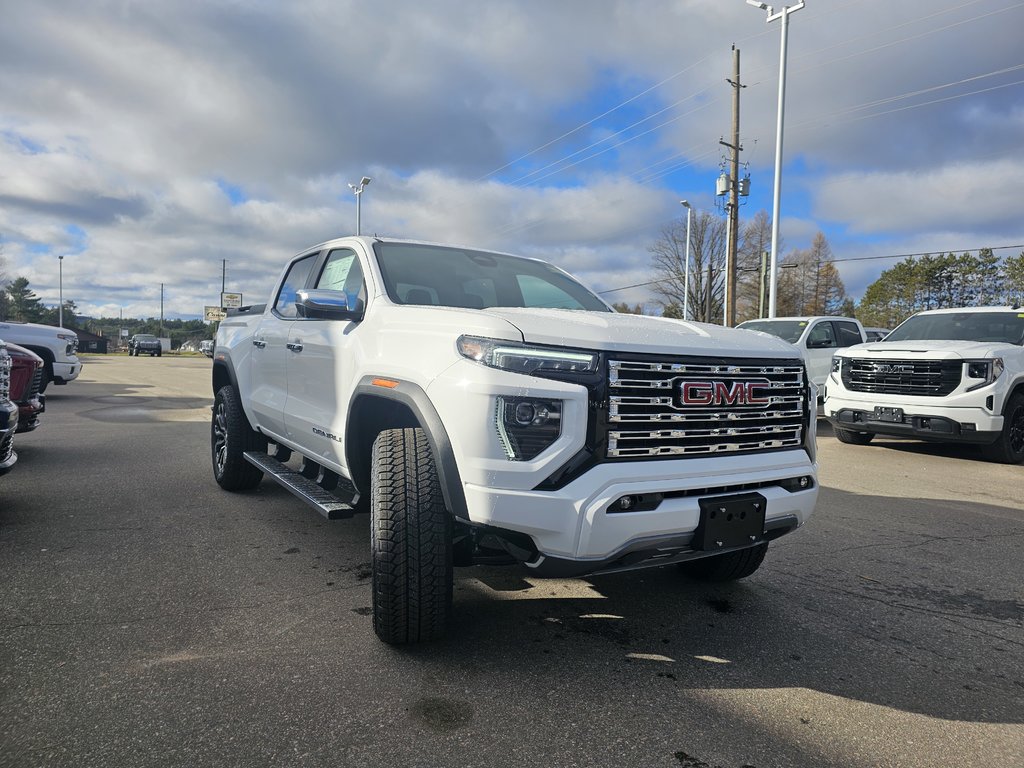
676 379 772 407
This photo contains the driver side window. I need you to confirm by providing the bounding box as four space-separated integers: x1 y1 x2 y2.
317 248 366 310
807 322 836 348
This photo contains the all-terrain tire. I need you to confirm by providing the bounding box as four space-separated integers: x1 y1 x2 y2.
370 428 453 644
678 542 769 582
211 385 267 491
980 393 1024 464
833 426 874 445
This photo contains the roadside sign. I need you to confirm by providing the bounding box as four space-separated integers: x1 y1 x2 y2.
205 305 227 322
221 292 243 309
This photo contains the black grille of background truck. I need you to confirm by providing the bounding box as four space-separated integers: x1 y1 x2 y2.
841 358 962 396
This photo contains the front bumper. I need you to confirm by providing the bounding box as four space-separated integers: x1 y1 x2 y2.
461 448 817 574
52 359 81 384
824 385 1002 444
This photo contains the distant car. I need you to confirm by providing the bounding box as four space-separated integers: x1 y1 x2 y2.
863 327 891 342
129 334 162 357
0 341 19 475
199 340 214 358
5 342 45 433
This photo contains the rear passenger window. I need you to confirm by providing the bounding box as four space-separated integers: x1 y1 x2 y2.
274 254 317 318
835 321 863 347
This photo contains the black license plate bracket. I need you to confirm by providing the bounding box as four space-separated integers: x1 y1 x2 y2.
873 406 905 423
695 492 767 551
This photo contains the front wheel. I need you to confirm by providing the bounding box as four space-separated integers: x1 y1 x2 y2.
370 428 453 644
833 426 874 445
981 393 1024 464
211 385 266 490
677 542 769 582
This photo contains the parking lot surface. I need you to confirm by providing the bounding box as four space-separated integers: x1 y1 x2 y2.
1 355 1022 767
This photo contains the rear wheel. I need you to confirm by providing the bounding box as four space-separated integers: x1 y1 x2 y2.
211 385 266 490
833 426 874 445
678 542 769 582
370 428 453 644
981 393 1024 464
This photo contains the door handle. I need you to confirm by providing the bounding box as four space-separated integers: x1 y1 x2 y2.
286 341 304 352
252 339 267 349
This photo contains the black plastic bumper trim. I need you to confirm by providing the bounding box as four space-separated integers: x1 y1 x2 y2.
829 409 999 444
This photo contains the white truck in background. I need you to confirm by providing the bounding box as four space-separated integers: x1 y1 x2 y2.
0 320 81 392
211 236 819 644
824 306 1024 463
737 316 867 394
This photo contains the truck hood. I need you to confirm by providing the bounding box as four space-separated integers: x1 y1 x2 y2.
856 339 1015 358
481 308 801 359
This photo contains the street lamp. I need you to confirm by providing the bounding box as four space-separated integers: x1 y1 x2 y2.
58 255 65 328
348 176 371 235
746 0 805 318
680 200 692 320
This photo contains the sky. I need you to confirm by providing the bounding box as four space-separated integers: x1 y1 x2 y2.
1 0 1022 320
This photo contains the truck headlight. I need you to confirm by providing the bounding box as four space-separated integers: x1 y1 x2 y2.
495 396 562 460
965 358 1003 391
57 333 78 355
457 336 597 376
830 355 841 374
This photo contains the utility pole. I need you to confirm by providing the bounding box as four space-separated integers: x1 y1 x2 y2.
719 45 744 327
160 283 165 342
222 259 227 296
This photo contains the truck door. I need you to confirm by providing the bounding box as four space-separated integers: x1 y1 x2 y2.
249 253 319 442
283 247 368 473
803 320 838 388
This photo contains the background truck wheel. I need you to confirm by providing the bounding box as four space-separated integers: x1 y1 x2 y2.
211 385 267 491
833 426 874 445
980 393 1024 464
678 542 769 582
370 427 453 644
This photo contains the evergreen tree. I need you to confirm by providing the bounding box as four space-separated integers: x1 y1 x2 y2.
6 277 45 322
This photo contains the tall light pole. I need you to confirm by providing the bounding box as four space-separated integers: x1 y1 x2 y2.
680 200 693 320
747 0 804 318
58 255 65 327
348 176 371 235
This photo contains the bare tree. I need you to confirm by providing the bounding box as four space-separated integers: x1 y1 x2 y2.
649 210 726 323
735 210 784 322
776 232 846 316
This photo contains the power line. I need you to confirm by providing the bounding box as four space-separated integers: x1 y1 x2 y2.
597 243 1024 295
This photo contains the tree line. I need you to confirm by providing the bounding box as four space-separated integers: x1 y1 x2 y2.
641 207 1023 327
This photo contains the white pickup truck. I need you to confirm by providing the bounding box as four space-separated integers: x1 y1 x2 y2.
736 316 866 392
211 236 819 643
824 306 1024 463
0 320 81 392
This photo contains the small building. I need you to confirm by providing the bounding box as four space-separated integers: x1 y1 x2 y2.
74 328 109 354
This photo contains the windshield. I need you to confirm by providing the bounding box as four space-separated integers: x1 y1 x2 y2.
373 242 611 312
737 320 807 344
135 335 157 340
885 311 1024 344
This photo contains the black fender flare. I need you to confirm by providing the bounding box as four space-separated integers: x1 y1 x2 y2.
346 377 468 521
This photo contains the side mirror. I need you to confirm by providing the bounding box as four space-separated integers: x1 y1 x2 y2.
296 289 364 321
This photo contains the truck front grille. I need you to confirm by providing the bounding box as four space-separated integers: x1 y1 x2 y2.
0 346 11 402
607 358 806 458
841 358 961 396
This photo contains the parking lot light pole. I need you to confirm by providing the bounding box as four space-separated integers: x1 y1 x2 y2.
348 176 371 235
746 0 805 318
680 200 692 320
58 255 64 327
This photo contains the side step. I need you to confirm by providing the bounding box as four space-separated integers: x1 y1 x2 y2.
243 452 356 520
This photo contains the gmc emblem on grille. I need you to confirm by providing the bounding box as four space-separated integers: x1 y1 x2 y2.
874 363 913 374
675 379 772 407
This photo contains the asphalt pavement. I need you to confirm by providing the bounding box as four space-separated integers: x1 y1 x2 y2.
1 355 1021 768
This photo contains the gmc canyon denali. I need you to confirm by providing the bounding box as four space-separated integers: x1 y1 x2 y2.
211 236 819 643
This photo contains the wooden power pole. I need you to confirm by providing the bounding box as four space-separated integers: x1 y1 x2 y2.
725 46 743 326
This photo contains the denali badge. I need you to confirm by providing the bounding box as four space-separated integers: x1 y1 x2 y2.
675 378 772 407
